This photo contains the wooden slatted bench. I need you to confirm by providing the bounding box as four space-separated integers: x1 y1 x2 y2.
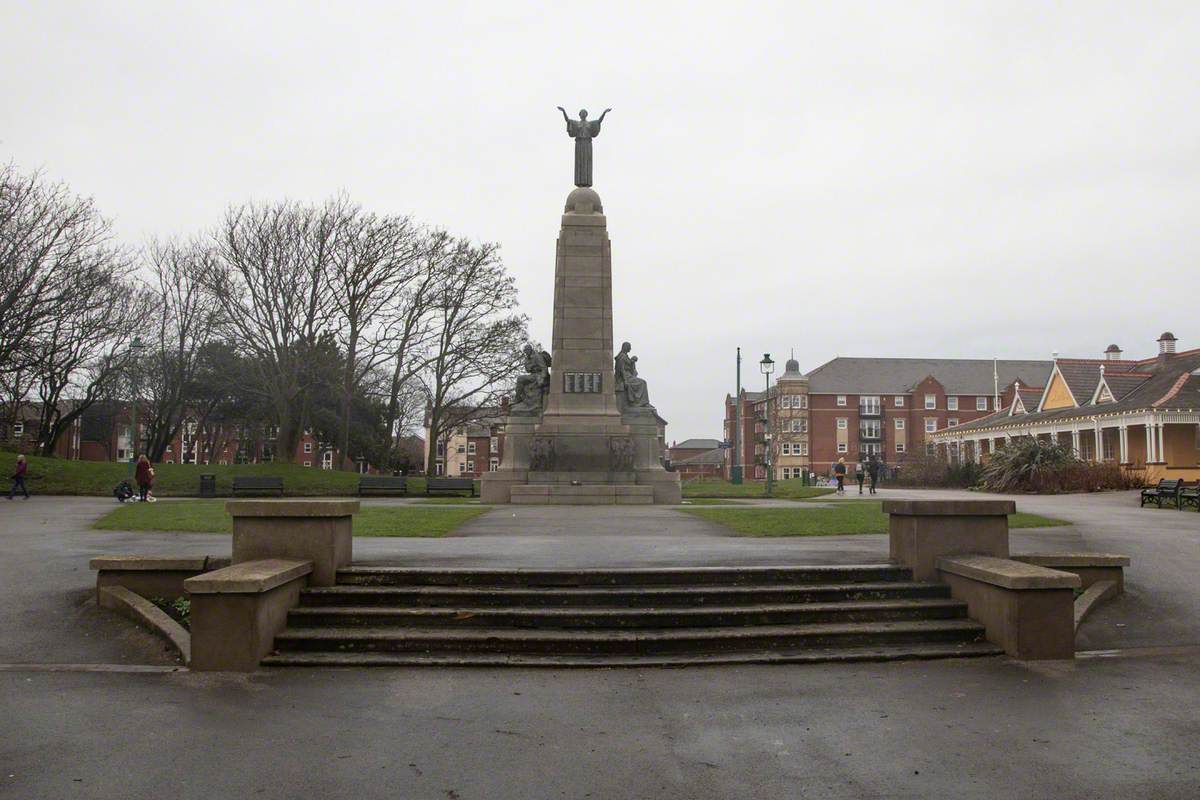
1140 478 1182 508
358 476 408 496
426 477 477 497
1179 482 1200 512
231 476 284 497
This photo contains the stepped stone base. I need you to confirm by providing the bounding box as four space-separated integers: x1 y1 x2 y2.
510 484 654 505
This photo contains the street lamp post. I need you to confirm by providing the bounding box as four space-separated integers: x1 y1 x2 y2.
760 353 775 496
127 335 145 477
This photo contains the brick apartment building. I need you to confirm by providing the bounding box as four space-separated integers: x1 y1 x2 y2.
723 355 1051 479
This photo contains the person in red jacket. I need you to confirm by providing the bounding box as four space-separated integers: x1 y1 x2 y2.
135 455 154 502
7 454 29 500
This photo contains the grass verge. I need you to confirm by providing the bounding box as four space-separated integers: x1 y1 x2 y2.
0 451 461 497
682 478 835 500
681 500 1070 537
92 499 488 537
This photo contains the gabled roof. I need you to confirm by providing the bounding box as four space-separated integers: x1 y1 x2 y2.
674 448 726 466
806 357 1052 395
672 438 722 451
935 350 1200 436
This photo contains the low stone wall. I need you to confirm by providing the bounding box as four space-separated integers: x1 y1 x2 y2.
1012 553 1129 593
937 555 1079 660
92 555 230 604
186 559 312 672
228 499 358 586
883 499 1013 581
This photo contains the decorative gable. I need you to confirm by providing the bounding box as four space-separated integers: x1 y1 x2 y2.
1040 368 1077 411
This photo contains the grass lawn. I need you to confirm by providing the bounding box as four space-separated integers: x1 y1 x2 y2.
415 496 484 505
680 498 747 505
681 500 1070 537
0 451 458 497
92 499 487 537
683 478 834 500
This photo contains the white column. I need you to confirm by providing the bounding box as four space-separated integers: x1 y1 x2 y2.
1156 420 1166 465
1071 428 1081 458
1145 420 1154 463
1118 424 1128 464
1094 420 1103 462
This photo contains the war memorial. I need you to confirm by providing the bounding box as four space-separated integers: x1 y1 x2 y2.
481 108 682 504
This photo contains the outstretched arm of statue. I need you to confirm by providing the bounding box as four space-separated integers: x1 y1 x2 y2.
556 106 571 122
596 108 611 123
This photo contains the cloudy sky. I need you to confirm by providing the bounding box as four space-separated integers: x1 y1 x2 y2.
4 2 1198 440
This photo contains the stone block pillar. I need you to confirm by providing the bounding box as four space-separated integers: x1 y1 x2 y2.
883 499 1013 581
227 499 359 587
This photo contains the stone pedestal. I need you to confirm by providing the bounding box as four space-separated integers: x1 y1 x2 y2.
227 499 359 586
480 186 681 505
883 499 1013 581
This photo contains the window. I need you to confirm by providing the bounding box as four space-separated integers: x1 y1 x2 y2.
165 459 174 464
836 418 847 430
435 463 444 476
947 397 959 411
467 442 477 455
976 396 988 411
924 394 936 410
859 396 880 415
13 421 25 436
895 418 905 430
926 443 937 456
894 397 904 407
304 442 313 453
165 445 172 453
948 418 959 428
798 395 808 409
490 436 499 453
837 442 848 453
467 460 475 473
436 441 445 456
456 443 465 454
781 443 790 456
836 395 847 407
799 442 808 456
458 462 466 474
489 458 499 472
321 450 333 470
303 460 312 467
779 395 790 409
860 420 881 439
925 418 938 433
860 443 881 456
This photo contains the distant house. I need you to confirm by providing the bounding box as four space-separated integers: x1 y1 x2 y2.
668 438 722 465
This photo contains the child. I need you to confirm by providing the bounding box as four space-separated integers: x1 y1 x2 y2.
8 454 29 500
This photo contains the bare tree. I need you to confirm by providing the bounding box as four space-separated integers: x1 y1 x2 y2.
325 197 427 468
420 238 527 475
139 237 221 461
0 163 123 376
206 199 342 462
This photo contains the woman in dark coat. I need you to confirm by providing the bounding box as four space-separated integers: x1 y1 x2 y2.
135 455 154 502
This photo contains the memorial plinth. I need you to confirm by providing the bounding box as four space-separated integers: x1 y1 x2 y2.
481 187 681 504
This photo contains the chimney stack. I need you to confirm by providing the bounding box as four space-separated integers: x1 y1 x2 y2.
1157 332 1177 355
1104 344 1122 361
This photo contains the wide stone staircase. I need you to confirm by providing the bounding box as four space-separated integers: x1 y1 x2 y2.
261 564 1003 667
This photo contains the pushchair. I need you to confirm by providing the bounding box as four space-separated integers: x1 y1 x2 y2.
113 480 135 503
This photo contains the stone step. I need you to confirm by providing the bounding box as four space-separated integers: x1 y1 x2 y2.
510 484 655 505
286 598 968 629
271 619 987 656
300 581 951 608
262 641 1005 668
335 564 912 588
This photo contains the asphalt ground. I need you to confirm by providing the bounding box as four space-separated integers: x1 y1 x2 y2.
1 489 1197 798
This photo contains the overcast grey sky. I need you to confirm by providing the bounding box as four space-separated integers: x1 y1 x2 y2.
3 2 1197 440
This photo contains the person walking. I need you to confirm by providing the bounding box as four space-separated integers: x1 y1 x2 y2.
855 462 866 495
867 457 881 495
135 455 154 502
833 457 847 495
8 454 29 500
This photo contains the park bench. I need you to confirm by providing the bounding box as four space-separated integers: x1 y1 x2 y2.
1140 478 1182 509
1179 482 1199 512
231 476 284 497
426 477 477 497
358 475 408 497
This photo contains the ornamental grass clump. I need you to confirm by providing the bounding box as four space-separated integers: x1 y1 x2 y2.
980 436 1077 492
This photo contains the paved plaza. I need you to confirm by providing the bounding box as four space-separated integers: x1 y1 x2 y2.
1 489 1198 798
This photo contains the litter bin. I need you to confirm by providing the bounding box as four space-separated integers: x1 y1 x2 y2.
199 474 216 498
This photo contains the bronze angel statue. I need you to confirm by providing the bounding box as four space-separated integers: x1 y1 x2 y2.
557 107 611 187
